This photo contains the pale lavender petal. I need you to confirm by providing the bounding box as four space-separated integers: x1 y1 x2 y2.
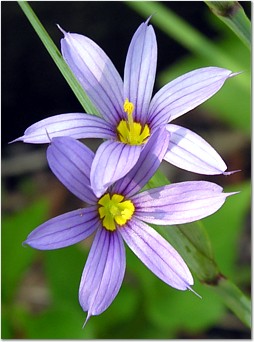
113 127 170 197
164 124 229 175
79 227 125 321
11 113 116 144
90 140 142 198
148 67 234 127
124 20 157 123
60 28 124 124
120 217 193 290
133 181 235 225
47 137 97 204
24 207 99 250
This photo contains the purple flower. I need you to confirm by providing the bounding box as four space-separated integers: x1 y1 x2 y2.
24 128 235 324
14 19 237 197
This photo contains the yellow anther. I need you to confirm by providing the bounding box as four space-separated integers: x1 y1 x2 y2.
123 98 134 116
117 98 150 145
98 193 135 231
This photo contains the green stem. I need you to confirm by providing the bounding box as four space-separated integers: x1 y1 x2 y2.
17 1 99 115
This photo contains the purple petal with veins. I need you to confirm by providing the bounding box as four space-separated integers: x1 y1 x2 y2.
133 181 236 225
11 113 116 144
60 28 124 125
79 228 125 324
47 136 97 204
120 217 193 290
165 124 229 175
148 67 235 128
90 140 142 198
124 20 157 123
24 207 99 250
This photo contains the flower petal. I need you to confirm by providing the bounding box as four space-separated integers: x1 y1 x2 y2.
133 181 235 225
164 124 229 175
148 67 235 127
24 207 99 250
90 140 142 198
124 20 157 123
113 127 170 197
11 113 115 144
120 217 193 290
79 227 125 322
60 28 124 124
47 136 97 204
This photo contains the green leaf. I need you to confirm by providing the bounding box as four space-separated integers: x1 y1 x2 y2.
160 222 220 282
202 181 251 328
206 277 251 328
205 1 251 49
17 1 100 116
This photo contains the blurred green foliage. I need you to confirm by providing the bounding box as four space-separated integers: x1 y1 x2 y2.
2 1 250 339
2 199 48 303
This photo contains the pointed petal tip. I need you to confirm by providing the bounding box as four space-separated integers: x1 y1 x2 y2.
9 134 51 145
8 136 24 144
229 71 243 78
56 24 67 35
226 191 240 197
145 12 158 25
145 15 153 25
82 312 91 329
188 286 202 299
222 169 241 176
22 238 35 249
22 240 29 248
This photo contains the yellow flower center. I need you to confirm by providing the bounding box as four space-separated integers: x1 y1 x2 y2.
116 98 150 145
98 193 135 231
